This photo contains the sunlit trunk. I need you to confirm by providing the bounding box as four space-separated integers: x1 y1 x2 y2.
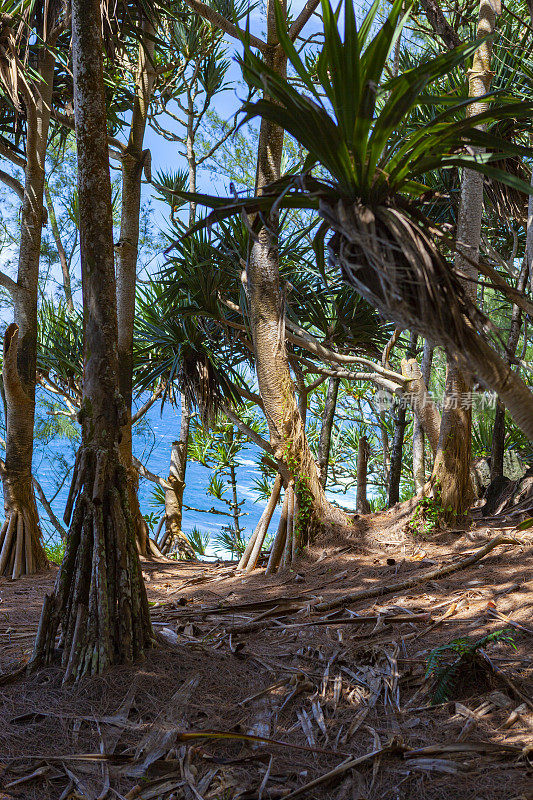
432 0 498 516
248 0 339 540
31 0 152 680
0 44 56 577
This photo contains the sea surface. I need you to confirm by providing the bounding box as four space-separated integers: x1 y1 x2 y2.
34 397 358 558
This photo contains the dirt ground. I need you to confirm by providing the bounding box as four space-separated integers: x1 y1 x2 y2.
0 507 532 800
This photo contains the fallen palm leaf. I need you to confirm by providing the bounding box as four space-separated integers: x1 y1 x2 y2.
281 743 402 800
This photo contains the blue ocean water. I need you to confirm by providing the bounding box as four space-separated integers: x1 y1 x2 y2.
33 398 282 558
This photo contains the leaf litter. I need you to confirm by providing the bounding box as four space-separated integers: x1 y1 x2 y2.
0 508 532 799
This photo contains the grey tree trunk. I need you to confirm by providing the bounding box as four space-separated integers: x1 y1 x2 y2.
356 436 371 514
317 377 339 488
0 42 56 577
388 403 407 507
31 0 152 680
412 341 434 491
490 259 529 479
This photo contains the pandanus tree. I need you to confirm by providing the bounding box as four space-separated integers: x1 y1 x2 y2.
0 0 68 577
31 0 152 679
184 0 533 464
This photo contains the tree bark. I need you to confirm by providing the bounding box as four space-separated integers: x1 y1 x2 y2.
0 40 56 577
44 182 74 311
432 0 498 516
412 341 433 491
356 436 371 514
388 404 407 507
30 0 153 680
317 377 339 488
247 0 340 540
161 396 195 558
117 19 157 556
490 257 529 479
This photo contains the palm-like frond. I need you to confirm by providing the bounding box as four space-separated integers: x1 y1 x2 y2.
169 0 533 360
38 299 83 393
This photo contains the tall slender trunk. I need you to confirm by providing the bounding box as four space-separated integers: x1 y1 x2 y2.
161 395 195 558
432 0 498 516
317 377 339 488
44 182 74 311
0 43 56 577
248 0 336 538
412 340 433 491
356 436 371 514
117 19 157 556
388 403 407 507
490 259 529 478
31 0 152 679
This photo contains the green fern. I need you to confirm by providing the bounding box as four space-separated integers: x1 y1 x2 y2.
425 629 516 704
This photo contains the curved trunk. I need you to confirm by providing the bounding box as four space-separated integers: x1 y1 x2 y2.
432 0 498 516
31 0 152 680
0 46 56 576
117 20 156 556
160 396 195 558
248 0 340 539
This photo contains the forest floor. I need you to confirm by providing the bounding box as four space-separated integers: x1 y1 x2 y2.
0 505 532 800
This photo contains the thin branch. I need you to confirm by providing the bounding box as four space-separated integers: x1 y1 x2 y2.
0 168 24 201
33 475 67 539
288 0 321 42
181 0 267 51
220 403 274 456
131 383 165 424
0 138 26 169
0 270 20 298
132 455 170 489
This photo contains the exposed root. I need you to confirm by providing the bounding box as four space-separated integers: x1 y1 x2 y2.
29 446 154 681
0 483 48 578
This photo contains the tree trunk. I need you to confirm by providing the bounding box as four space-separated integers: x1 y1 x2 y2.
247 0 339 540
388 403 407 507
30 0 153 680
356 436 371 514
117 19 157 556
412 341 433 491
0 44 56 577
161 396 195 558
490 259 529 479
317 377 339 488
432 0 498 516
44 182 74 311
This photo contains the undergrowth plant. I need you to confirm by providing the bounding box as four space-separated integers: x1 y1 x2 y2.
425 629 516 704
409 489 452 538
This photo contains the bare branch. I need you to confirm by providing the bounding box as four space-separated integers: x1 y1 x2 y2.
181 0 267 51
33 475 68 539
0 168 24 201
0 270 20 298
131 383 165 424
220 403 274 456
289 0 321 41
132 455 170 489
0 138 26 169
